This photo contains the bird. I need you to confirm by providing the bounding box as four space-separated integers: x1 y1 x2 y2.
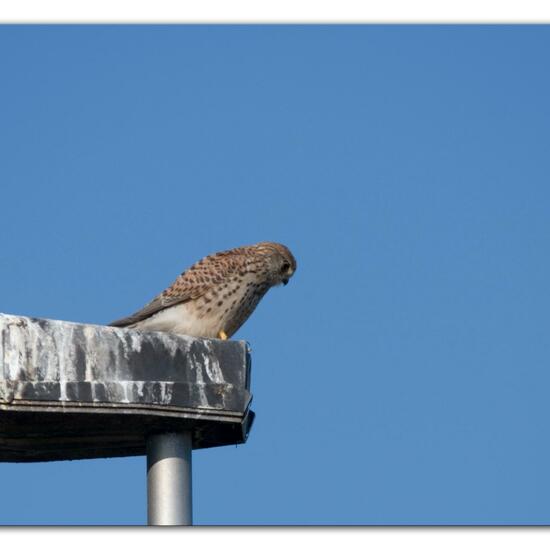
109 242 297 339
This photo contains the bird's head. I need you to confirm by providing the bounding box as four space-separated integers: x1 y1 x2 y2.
255 242 297 287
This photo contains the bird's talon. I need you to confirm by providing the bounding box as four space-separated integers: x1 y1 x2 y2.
218 330 228 340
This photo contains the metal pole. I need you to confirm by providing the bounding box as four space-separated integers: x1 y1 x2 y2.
146 432 193 526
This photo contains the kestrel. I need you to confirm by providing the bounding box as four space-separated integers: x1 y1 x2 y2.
109 242 297 339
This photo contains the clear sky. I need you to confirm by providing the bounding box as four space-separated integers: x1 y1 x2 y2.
0 25 549 525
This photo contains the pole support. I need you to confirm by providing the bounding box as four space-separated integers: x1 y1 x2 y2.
147 432 193 526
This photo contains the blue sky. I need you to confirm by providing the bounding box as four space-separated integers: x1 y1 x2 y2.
0 25 549 525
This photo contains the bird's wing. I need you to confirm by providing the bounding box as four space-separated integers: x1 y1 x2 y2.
109 292 190 327
109 251 243 327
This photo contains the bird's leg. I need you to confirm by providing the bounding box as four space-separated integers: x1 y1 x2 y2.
218 330 228 340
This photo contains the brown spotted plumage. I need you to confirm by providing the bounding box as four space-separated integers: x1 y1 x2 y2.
109 242 297 339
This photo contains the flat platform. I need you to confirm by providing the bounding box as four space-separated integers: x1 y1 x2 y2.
0 313 254 462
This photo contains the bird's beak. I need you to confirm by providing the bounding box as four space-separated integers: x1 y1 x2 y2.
282 278 289 286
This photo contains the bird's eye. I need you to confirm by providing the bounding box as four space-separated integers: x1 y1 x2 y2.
281 262 291 273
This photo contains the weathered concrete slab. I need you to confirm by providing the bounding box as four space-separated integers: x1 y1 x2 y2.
0 313 254 462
